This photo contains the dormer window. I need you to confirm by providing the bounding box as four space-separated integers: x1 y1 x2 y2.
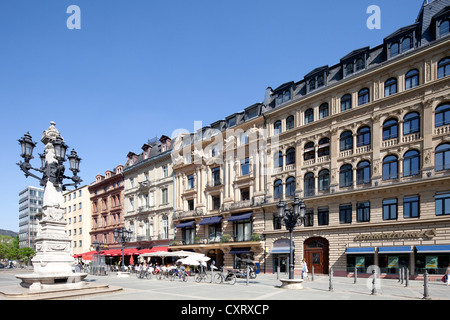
227 117 236 128
402 37 412 52
317 76 324 88
355 59 364 72
309 79 316 91
390 42 399 57
440 20 449 37
346 63 354 76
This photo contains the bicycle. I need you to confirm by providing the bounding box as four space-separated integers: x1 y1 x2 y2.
195 270 212 283
214 267 236 285
137 268 152 279
170 268 188 282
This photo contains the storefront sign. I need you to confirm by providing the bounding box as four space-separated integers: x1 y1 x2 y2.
388 256 399 268
355 257 365 268
425 256 438 269
354 229 436 241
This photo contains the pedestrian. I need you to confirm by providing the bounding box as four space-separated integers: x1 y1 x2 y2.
446 263 450 286
301 259 309 280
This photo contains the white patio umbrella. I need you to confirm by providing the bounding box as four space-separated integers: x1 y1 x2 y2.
177 257 200 266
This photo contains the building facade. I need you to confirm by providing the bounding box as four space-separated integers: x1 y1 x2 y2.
63 185 92 256
122 136 175 250
18 186 43 249
88 165 125 249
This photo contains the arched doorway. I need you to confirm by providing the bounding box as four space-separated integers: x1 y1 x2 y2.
304 237 329 275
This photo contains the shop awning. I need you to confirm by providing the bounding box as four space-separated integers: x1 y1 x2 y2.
271 247 291 254
176 220 195 228
228 212 252 222
416 245 450 253
346 247 375 254
378 246 412 254
229 247 251 254
199 216 222 225
138 246 169 254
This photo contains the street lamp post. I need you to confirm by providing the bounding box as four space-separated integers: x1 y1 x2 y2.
114 227 132 272
277 196 306 280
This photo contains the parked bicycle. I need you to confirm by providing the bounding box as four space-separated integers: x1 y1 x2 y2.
214 267 236 285
170 268 188 282
136 267 152 279
195 271 212 283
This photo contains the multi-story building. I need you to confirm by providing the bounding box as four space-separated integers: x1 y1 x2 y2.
262 0 450 277
63 185 91 256
122 136 175 250
171 0 450 277
18 186 43 249
88 165 124 248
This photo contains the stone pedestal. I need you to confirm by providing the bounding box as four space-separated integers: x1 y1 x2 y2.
279 278 304 290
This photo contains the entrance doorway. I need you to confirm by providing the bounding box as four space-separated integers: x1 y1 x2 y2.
304 237 329 274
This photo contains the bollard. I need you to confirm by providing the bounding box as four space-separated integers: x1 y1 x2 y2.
405 268 409 287
423 270 430 300
371 270 377 295
398 267 402 283
246 265 249 286
277 265 280 280
400 268 404 285
311 266 314 282
329 268 334 292
354 267 358 284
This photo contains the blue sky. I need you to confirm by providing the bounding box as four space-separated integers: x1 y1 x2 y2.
0 0 423 232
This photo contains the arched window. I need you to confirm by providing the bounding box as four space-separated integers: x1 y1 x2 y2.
340 131 353 151
318 138 330 157
438 57 450 79
274 151 283 168
286 115 295 130
440 20 449 37
435 103 450 127
403 112 420 135
356 58 364 71
346 63 354 76
390 42 399 57
309 79 316 91
318 169 330 191
304 142 315 161
383 119 398 140
357 161 371 185
274 180 283 199
403 150 420 177
357 127 371 147
274 120 282 135
383 155 398 180
339 164 353 188
319 103 329 119
286 177 296 197
317 76 324 88
305 108 314 124
402 37 412 52
284 91 291 102
358 88 370 106
384 78 397 97
276 94 283 106
405 69 419 90
435 144 450 171
286 148 296 165
341 94 352 111
304 172 315 196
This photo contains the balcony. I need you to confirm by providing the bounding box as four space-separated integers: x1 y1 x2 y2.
173 208 204 220
435 124 450 135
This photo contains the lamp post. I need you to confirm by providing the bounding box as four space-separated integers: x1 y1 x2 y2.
277 196 306 280
91 241 105 276
114 227 132 272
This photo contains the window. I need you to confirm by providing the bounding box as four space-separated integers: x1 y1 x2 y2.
212 195 220 210
240 132 248 145
357 202 370 222
304 172 315 197
383 198 398 220
318 207 329 226
405 69 419 90
228 117 236 127
286 116 294 130
356 58 364 71
404 196 419 218
304 142 315 161
384 78 397 97
403 150 420 177
188 199 194 211
286 148 296 165
435 144 450 171
284 91 291 102
304 209 314 227
309 79 316 91
161 188 168 204
274 151 283 168
319 103 329 119
274 121 282 135
318 138 330 157
339 204 352 224
341 94 352 111
340 131 353 151
435 192 450 216
383 119 398 140
358 88 370 106
240 188 249 201
357 126 371 147
356 161 371 185
241 158 250 176
234 218 252 242
317 76 324 88
346 63 354 76
305 109 314 124
435 103 450 127
383 155 398 180
187 174 194 189
182 224 196 245
403 112 420 135
402 37 412 52
440 20 450 37
390 42 399 57
286 177 296 197
318 169 330 191
276 94 283 106
212 167 221 186
438 57 450 79
339 164 353 188
274 180 283 199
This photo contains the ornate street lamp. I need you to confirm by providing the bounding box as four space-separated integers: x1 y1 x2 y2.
277 196 306 280
114 227 132 272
